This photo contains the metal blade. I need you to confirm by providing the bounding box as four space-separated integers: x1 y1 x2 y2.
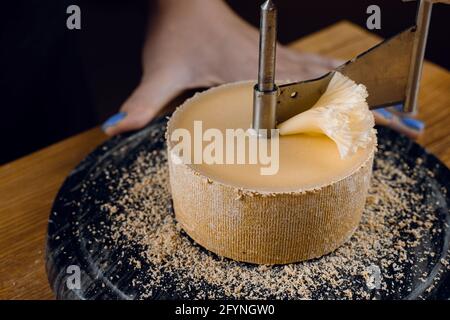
337 26 415 109
277 27 415 123
277 73 333 123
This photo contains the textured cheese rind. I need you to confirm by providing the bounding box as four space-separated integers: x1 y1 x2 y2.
168 148 374 264
166 81 376 264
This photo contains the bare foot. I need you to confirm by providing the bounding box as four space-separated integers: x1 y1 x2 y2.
103 0 339 136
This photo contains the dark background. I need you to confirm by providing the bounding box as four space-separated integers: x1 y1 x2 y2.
1 0 448 164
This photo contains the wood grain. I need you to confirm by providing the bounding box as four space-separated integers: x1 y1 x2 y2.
0 129 107 299
0 21 448 300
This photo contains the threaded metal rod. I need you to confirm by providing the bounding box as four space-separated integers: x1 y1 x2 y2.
253 0 278 135
258 0 277 92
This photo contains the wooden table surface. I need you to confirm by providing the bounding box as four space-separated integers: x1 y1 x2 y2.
0 21 449 300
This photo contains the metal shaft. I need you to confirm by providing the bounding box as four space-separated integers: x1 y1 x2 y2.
252 0 278 135
404 0 433 113
258 0 277 92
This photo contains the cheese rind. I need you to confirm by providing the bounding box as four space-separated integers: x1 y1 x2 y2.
167 81 376 264
169 151 373 264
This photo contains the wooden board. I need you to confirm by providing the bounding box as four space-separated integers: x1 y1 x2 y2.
0 21 449 300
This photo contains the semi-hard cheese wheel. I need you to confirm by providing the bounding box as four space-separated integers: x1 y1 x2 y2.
167 79 376 264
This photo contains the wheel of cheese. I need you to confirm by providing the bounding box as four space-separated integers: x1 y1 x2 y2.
167 81 376 264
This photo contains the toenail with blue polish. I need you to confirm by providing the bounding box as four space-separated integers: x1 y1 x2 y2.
102 112 127 131
375 108 393 119
401 117 424 131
